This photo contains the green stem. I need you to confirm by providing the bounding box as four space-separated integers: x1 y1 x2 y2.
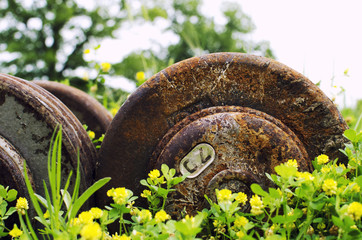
296 209 314 240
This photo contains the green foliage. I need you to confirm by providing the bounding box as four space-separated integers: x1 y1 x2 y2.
341 100 362 132
114 0 274 84
0 0 127 80
20 126 110 239
0 185 17 237
3 128 362 239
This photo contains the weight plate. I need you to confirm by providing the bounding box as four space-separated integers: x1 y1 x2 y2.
96 53 348 210
151 106 311 214
33 80 112 139
0 73 97 198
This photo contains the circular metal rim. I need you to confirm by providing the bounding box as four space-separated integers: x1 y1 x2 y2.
96 53 347 205
0 73 97 192
33 80 112 138
0 134 33 197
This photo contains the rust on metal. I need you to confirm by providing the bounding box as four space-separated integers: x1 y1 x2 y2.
96 53 348 214
33 80 112 138
152 106 311 215
0 73 97 201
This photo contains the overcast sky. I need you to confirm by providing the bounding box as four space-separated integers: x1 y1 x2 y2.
96 0 362 108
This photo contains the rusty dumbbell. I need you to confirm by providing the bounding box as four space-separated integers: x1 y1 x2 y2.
33 80 112 139
96 53 348 216
0 73 97 201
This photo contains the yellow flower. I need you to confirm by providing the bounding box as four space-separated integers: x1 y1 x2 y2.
88 131 95 140
338 163 346 170
296 171 314 181
285 159 298 170
90 84 98 93
155 209 171 223
317 154 329 165
83 72 89 81
70 217 81 226
234 215 248 228
111 107 118 117
16 197 29 215
80 222 102 240
217 189 233 202
107 187 132 205
235 192 248 205
348 182 361 193
148 169 160 180
44 210 50 219
78 211 94 224
9 224 23 238
250 195 264 215
141 190 151 198
236 230 245 239
321 166 331 173
112 233 131 240
136 71 145 82
89 207 103 219
322 179 337 195
348 202 362 220
84 49 90 54
136 209 152 223
101 62 111 72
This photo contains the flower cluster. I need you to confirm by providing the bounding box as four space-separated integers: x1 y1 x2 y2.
107 187 133 205
15 197 28 215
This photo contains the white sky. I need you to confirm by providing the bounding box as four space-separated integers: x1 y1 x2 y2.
96 0 362 108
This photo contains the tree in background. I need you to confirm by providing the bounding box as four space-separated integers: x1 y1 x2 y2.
0 0 273 82
0 0 127 81
114 0 274 83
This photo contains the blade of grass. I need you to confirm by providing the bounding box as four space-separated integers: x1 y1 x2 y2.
69 177 111 219
56 127 62 208
71 151 81 203
23 161 47 226
18 214 33 240
25 212 39 240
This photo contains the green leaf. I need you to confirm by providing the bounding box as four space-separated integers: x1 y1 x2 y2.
0 203 7 216
5 206 16 217
312 217 323 223
309 199 325 211
140 179 149 186
344 129 357 142
70 177 110 219
355 176 362 188
61 189 72 210
332 215 344 228
272 215 287 224
275 164 297 179
171 176 185 186
0 188 7 199
269 188 281 199
161 164 169 177
6 189 17 202
251 184 268 197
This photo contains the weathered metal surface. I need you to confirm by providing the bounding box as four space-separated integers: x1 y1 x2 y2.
0 135 33 198
33 80 112 139
0 73 97 199
152 106 311 215
96 53 348 213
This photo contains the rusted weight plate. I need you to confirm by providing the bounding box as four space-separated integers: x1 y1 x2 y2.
33 80 112 138
96 53 348 212
151 106 311 214
0 73 97 199
0 135 33 198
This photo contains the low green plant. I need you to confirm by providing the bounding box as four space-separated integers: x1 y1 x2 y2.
0 185 17 237
4 128 362 239
15 126 110 239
